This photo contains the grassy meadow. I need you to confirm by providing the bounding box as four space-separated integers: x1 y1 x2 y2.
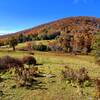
0 44 100 100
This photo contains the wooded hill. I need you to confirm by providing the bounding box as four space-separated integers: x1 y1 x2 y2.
0 16 100 54
0 16 100 38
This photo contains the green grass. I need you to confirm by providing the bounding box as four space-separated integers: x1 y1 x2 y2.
16 40 55 49
0 50 99 100
0 40 55 51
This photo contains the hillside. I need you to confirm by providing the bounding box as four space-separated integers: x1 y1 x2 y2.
11 16 100 35
0 16 100 39
0 16 100 54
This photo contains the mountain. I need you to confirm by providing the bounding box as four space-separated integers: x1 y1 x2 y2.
0 16 100 39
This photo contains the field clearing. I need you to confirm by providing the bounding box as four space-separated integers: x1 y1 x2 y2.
0 40 55 52
0 50 100 100
16 40 55 48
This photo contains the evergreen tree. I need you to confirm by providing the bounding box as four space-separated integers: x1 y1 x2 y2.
18 34 26 43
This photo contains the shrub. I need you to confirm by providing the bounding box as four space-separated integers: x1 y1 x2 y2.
62 66 76 82
48 41 63 51
26 42 33 51
22 56 36 67
92 33 100 64
96 58 100 65
76 67 90 86
95 79 100 98
0 56 23 72
16 67 38 87
33 44 51 51
62 66 90 86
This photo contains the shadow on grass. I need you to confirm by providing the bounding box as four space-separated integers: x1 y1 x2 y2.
34 72 46 77
14 78 48 90
2 81 48 100
36 63 43 66
29 81 48 90
11 78 48 90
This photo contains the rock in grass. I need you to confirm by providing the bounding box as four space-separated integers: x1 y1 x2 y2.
42 73 56 78
46 74 56 78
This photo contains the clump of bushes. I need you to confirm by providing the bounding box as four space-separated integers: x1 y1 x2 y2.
15 56 38 87
62 66 76 82
32 44 51 51
76 67 90 85
22 56 37 67
0 55 39 89
62 66 92 96
62 66 90 86
0 56 23 72
15 67 38 87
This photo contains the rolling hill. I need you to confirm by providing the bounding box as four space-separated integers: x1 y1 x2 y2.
0 16 100 54
0 16 100 39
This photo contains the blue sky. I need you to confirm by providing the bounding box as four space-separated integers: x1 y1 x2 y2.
0 0 99 34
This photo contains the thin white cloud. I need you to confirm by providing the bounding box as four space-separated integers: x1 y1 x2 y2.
0 30 15 35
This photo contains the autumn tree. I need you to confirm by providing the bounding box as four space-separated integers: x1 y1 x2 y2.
9 36 18 51
58 33 73 52
91 33 100 65
0 40 4 47
92 33 100 57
